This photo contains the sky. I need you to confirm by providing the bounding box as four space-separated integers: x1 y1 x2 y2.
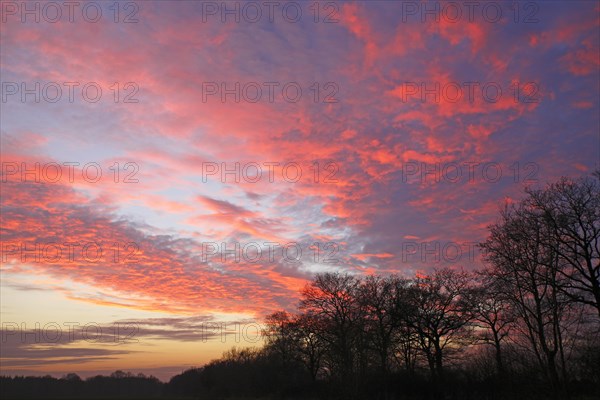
0 0 599 381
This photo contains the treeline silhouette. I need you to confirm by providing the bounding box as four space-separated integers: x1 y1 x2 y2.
2 173 599 399
0 371 163 398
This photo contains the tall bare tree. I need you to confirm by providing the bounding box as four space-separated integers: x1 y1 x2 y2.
402 268 473 379
481 204 571 394
299 272 363 384
525 174 600 317
357 275 402 375
467 271 515 376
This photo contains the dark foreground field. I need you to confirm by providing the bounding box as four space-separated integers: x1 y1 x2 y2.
2 371 599 400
